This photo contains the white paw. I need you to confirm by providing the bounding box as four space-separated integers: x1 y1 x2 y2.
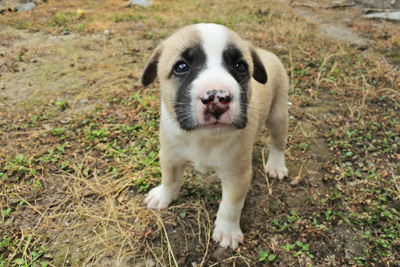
144 185 177 210
265 148 288 179
265 163 288 179
212 219 243 250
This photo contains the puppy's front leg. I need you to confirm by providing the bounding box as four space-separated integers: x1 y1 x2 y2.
213 168 252 249
145 150 185 210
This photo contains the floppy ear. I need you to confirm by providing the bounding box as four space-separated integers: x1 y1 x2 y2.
141 45 163 86
251 49 268 84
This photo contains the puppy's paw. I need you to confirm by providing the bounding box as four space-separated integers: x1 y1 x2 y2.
144 185 177 210
212 219 243 250
265 162 288 179
265 148 288 179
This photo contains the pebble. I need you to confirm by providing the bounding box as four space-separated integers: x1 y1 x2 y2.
79 99 88 105
43 124 53 131
290 176 302 186
127 0 152 7
59 118 71 124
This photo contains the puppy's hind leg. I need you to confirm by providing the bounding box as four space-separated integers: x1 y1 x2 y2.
265 86 289 179
144 150 185 210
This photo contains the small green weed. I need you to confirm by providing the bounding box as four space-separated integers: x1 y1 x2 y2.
2 208 12 219
258 250 277 263
55 101 69 111
0 235 50 267
283 240 315 259
3 154 36 180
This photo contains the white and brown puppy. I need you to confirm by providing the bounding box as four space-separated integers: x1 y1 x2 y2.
142 23 289 249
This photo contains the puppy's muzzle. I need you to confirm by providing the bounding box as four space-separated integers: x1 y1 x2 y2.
200 90 232 120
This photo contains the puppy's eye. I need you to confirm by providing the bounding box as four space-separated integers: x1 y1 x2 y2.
173 61 191 75
234 61 248 74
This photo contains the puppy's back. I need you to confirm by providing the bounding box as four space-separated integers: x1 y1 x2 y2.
250 48 289 129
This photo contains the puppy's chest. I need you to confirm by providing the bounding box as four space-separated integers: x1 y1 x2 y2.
173 137 232 173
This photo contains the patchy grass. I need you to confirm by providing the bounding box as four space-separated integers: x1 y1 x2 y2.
0 0 399 266
0 233 51 266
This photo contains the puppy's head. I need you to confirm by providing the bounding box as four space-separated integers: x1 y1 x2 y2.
141 23 267 131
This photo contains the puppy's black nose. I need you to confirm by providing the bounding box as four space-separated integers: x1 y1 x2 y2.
200 90 232 105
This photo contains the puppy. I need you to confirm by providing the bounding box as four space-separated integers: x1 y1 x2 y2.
141 23 289 249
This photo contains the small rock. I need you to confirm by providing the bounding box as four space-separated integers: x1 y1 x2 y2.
272 44 285 50
17 2 35 12
62 30 70 35
104 29 111 35
127 0 152 7
290 176 303 186
59 117 71 124
43 124 53 131
79 99 88 105
343 18 353 26
364 11 400 21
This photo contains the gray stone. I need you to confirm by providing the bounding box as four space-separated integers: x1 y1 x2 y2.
17 2 35 12
355 0 400 9
129 0 151 7
364 11 400 20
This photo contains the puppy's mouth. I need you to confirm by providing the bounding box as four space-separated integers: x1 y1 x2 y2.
198 121 234 129
174 94 248 131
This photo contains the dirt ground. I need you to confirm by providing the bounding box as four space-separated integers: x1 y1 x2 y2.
0 0 399 266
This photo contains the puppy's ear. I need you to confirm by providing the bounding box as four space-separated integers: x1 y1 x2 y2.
141 45 163 86
251 49 268 84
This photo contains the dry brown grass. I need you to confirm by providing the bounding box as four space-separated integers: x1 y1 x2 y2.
1 0 399 266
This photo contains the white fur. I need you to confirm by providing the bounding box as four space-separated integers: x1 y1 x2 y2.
161 101 240 172
212 188 246 249
193 24 242 125
213 217 243 249
265 147 288 179
144 185 179 210
196 23 227 67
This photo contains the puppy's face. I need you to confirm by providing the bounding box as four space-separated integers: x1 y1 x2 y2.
142 24 267 131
